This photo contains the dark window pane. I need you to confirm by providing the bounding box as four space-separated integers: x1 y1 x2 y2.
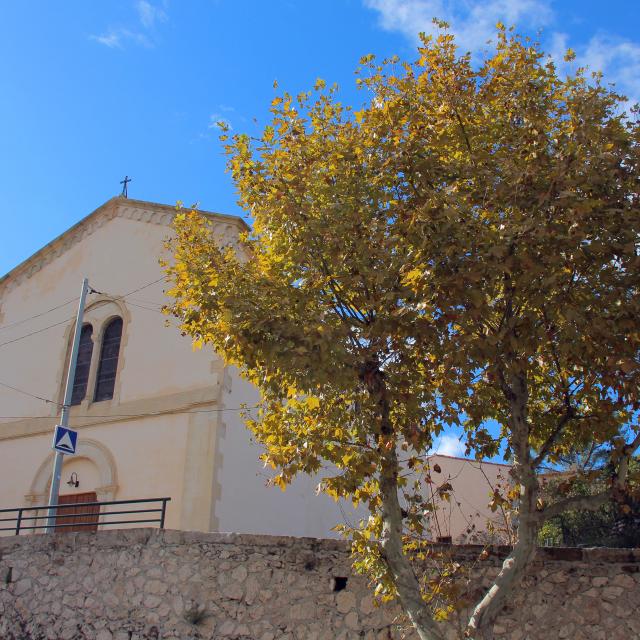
94 318 123 402
70 325 93 406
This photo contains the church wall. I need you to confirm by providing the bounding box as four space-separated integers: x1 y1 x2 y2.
215 368 513 541
213 368 368 539
0 414 193 533
422 455 513 543
0 206 221 423
0 199 233 533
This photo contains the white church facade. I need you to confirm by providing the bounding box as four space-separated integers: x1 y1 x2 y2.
0 197 510 540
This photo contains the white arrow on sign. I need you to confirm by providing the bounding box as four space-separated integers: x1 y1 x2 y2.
56 431 75 453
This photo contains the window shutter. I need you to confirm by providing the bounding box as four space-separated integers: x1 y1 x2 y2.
94 318 123 402
70 324 94 406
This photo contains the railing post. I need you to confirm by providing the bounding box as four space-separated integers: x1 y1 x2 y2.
15 508 23 536
160 499 167 529
0 498 172 534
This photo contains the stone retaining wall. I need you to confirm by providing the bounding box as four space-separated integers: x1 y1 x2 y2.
0 529 638 639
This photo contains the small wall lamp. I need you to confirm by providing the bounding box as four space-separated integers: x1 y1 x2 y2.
66 472 79 488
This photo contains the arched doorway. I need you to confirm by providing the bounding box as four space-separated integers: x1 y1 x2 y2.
26 439 118 533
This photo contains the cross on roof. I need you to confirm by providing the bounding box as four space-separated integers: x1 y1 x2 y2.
120 176 132 198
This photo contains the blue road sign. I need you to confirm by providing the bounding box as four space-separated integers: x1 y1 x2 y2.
52 425 78 455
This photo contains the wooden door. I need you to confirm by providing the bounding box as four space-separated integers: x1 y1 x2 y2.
55 492 99 533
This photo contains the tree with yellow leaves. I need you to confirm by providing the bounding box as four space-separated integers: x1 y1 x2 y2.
166 25 640 640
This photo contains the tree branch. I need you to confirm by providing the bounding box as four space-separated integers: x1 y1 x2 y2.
539 491 612 522
532 403 574 468
452 108 473 160
540 432 640 522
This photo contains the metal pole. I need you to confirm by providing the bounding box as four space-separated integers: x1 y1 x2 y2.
45 278 89 533
160 498 167 529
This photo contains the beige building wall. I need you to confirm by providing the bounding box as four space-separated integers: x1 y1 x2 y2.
0 197 511 541
424 454 513 543
213 371 366 537
0 198 233 534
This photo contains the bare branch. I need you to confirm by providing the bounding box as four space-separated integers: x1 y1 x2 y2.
532 404 574 468
540 432 640 522
539 490 612 522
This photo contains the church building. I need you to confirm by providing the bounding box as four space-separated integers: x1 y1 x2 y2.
0 197 510 540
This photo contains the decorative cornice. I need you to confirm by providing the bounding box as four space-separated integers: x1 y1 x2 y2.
0 197 248 295
0 384 221 441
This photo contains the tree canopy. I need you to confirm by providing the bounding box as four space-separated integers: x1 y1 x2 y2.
166 25 640 640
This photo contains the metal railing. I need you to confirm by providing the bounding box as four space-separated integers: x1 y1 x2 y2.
0 497 170 535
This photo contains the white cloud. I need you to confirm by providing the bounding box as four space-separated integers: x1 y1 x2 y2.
546 31 640 109
364 0 553 53
581 34 640 106
364 1 640 110
90 32 123 49
90 29 151 49
136 0 168 29
91 0 168 49
208 113 233 130
432 434 466 457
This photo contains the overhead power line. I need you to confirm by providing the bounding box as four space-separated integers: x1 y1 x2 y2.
0 276 170 349
0 317 78 349
0 381 61 406
0 404 258 420
0 297 79 333
90 276 168 301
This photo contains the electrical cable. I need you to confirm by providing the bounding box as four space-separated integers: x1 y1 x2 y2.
0 276 170 349
0 381 62 406
118 300 168 315
0 404 259 420
90 276 168 301
0 297 79 332
0 316 80 349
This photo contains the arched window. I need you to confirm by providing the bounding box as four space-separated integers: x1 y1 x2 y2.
70 324 94 406
94 318 123 402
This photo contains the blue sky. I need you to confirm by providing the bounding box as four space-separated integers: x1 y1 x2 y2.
2 0 638 457
2 0 639 283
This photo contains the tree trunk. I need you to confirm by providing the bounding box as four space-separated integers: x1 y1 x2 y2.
379 447 445 640
467 369 538 638
367 365 444 640
466 512 538 638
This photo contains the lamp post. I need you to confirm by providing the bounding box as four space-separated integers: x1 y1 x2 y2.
45 278 89 533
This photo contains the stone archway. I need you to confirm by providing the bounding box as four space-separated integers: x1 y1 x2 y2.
25 438 118 507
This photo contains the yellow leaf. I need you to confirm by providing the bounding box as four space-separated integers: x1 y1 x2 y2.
403 268 423 286
305 396 320 410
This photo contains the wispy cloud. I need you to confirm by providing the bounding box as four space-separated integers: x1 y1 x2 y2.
208 112 233 129
90 29 152 50
91 32 124 49
91 0 168 50
136 0 168 29
432 434 466 458
581 34 640 106
364 0 553 53
364 0 640 110
208 106 235 131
